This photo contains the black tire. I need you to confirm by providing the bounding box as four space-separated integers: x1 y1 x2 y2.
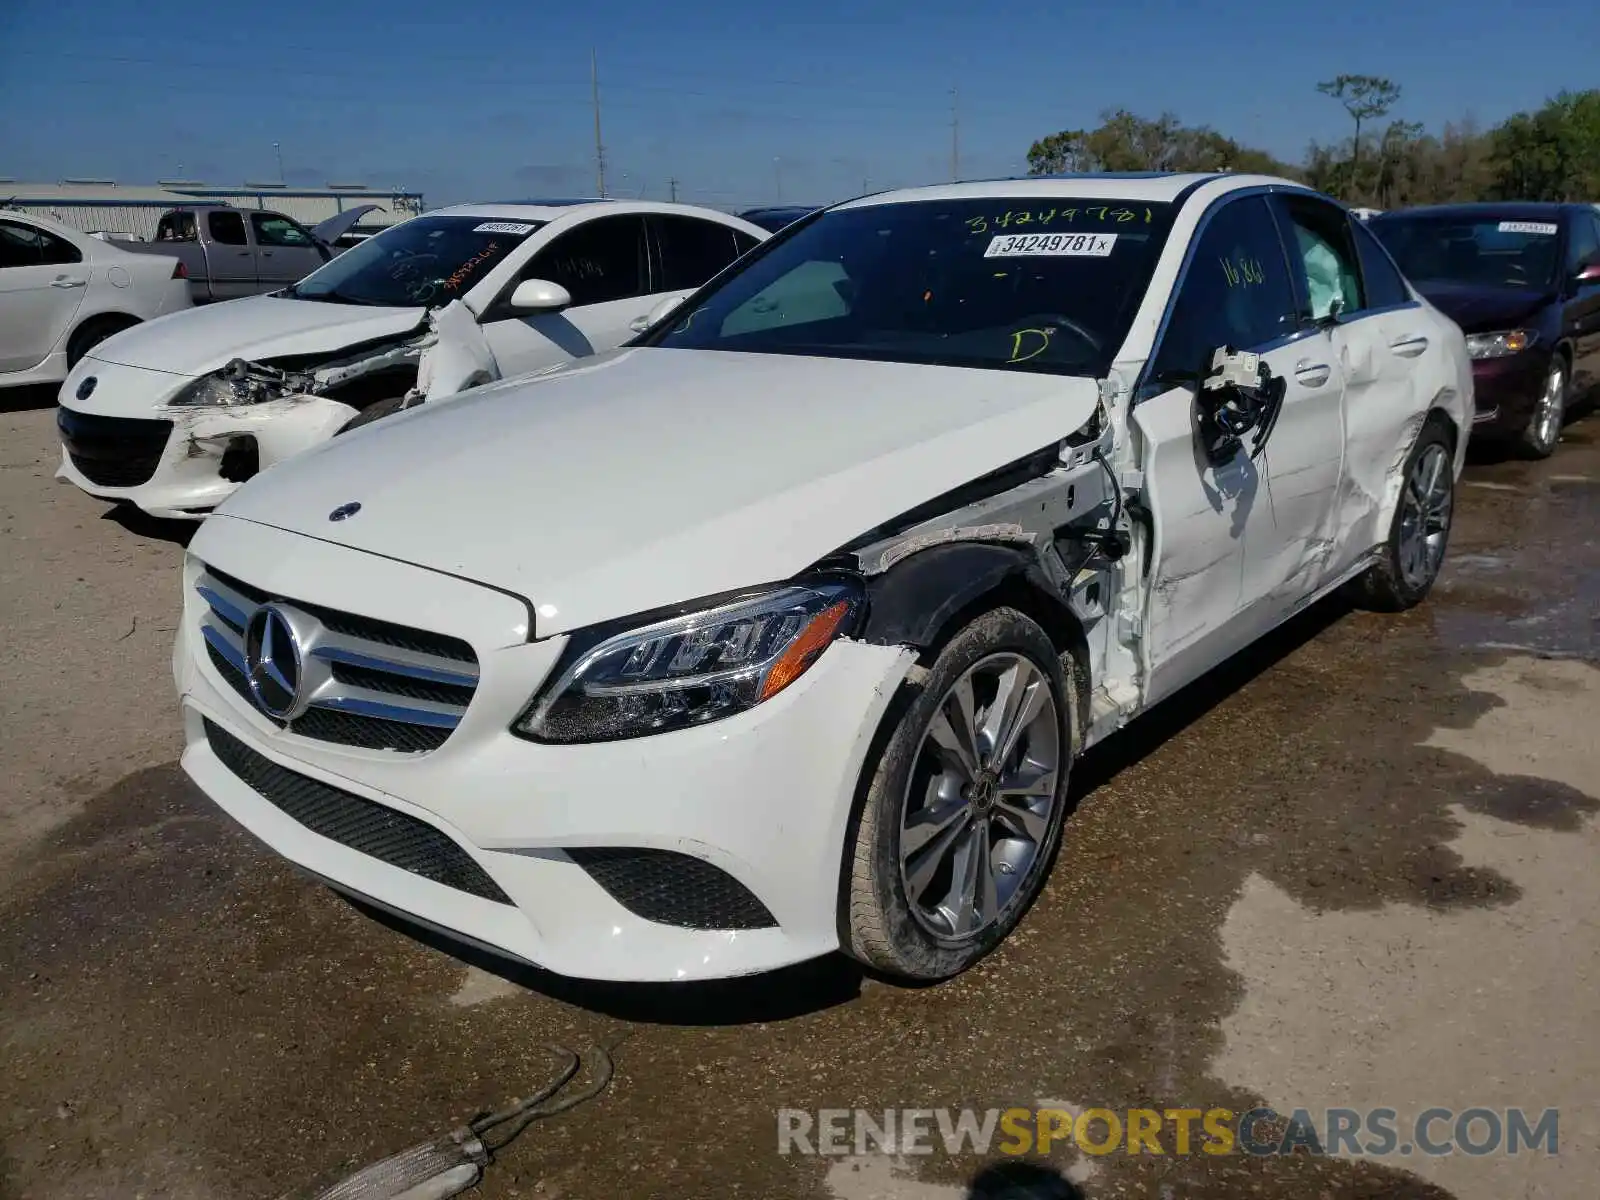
66 315 138 368
1350 417 1455 612
335 396 410 435
843 607 1077 982
1517 355 1567 460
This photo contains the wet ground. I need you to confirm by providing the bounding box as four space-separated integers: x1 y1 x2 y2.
1 402 1596 1200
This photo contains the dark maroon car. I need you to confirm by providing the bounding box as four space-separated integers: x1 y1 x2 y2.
1369 202 1600 457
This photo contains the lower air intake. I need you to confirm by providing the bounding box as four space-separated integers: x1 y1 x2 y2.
566 847 776 930
205 719 510 904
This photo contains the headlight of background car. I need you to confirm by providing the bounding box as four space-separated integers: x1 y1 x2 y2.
1465 329 1537 360
516 580 861 743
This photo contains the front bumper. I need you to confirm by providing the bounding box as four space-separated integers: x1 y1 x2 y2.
1467 349 1549 438
55 358 357 520
176 516 917 981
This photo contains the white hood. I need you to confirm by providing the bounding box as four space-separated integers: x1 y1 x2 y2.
90 294 424 377
215 348 1101 637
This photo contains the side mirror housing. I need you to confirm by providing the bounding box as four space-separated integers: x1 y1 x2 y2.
641 294 685 331
508 278 573 313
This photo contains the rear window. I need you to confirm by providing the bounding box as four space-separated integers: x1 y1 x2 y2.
647 197 1175 377
289 215 544 307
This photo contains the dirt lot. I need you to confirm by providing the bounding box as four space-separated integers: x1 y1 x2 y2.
2 397 1597 1200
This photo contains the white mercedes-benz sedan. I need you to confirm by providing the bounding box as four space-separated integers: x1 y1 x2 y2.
173 173 1471 983
54 200 767 518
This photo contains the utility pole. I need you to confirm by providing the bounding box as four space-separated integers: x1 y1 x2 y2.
773 157 782 204
950 87 960 182
668 177 679 202
591 48 606 198
273 141 284 183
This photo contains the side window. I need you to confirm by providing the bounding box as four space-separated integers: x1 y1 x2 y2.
34 227 82 266
526 215 647 306
1566 213 1599 274
1279 196 1364 320
1150 196 1298 381
653 216 741 292
0 220 44 268
209 211 248 246
252 212 314 247
1350 219 1411 308
732 230 762 257
157 212 197 242
0 220 81 268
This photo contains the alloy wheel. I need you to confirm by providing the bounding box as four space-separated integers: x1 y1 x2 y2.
898 652 1061 942
1397 442 1453 589
1531 361 1566 455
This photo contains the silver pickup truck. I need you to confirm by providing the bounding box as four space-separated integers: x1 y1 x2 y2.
122 204 377 304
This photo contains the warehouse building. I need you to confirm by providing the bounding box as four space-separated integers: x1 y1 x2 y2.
0 178 426 241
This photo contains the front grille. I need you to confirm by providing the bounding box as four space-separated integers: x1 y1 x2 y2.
196 564 478 754
205 719 510 903
567 847 777 930
57 408 172 488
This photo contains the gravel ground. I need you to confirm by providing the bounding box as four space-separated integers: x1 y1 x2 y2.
2 396 1596 1200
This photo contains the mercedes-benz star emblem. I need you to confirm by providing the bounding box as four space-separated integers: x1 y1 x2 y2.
243 604 307 720
75 376 97 401
328 502 361 522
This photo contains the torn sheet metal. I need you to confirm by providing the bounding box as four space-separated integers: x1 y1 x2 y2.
414 300 502 402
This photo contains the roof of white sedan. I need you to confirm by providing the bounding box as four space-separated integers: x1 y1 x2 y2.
838 172 1306 210
417 199 753 224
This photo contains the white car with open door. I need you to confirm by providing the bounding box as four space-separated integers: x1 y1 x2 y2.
0 210 190 391
174 174 1470 984
54 200 767 518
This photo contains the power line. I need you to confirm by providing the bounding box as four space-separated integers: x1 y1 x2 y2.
951 86 961 182
591 47 606 198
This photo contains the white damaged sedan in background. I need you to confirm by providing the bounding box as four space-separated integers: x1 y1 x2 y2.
55 200 767 518
174 173 1470 983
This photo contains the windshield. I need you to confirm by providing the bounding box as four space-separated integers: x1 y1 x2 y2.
646 197 1175 376
289 215 543 307
1369 213 1563 290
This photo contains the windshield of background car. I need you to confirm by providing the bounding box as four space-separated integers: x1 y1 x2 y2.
289 216 544 307
647 198 1176 376
1370 214 1563 290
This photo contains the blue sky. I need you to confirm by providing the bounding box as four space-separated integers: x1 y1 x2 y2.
1 0 1592 210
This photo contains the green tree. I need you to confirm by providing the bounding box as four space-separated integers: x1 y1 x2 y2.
1488 89 1600 201
1027 130 1091 175
1316 74 1402 201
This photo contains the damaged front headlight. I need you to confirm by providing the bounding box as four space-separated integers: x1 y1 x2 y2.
516 580 862 743
169 359 311 407
169 374 258 407
1465 329 1537 360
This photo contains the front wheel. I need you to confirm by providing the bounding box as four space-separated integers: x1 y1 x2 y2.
1518 356 1567 459
1350 419 1455 612
335 395 411 435
842 608 1076 982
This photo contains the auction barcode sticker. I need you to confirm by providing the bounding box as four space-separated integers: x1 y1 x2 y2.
985 232 1117 258
473 221 539 235
1498 221 1558 236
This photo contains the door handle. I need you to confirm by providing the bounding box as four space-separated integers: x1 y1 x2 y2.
1390 334 1429 357
1294 360 1332 387
50 276 87 288
261 250 274 257
628 315 652 333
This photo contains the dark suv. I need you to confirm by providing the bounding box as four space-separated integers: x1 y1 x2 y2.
1369 202 1600 457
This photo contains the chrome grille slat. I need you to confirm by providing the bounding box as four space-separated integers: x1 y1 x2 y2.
308 630 479 687
194 564 480 754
